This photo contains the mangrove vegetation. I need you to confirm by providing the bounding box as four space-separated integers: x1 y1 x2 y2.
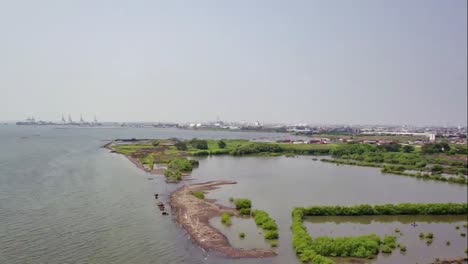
291 203 468 263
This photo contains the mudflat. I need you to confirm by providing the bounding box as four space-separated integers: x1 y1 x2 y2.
170 180 276 258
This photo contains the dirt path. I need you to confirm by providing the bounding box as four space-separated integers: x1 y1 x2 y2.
170 181 276 258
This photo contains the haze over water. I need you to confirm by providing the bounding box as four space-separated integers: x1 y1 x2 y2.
1 126 466 264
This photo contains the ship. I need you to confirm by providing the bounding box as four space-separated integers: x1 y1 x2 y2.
16 117 55 125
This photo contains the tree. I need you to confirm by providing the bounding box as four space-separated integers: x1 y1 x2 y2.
431 165 444 174
218 140 226 149
378 143 401 152
175 141 188 151
402 145 414 153
421 143 451 154
190 139 208 150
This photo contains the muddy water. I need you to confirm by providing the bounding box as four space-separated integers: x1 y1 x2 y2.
190 155 468 263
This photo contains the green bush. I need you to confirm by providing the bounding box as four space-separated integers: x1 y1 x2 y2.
239 232 245 238
270 241 278 247
301 203 468 216
221 213 232 226
399 244 407 252
168 158 193 172
381 245 392 254
383 235 396 249
189 159 199 167
264 230 279 240
192 191 204 199
174 141 187 150
164 169 182 182
234 199 252 210
230 142 283 155
239 208 251 215
190 139 208 150
192 150 210 156
253 210 278 230
218 140 226 149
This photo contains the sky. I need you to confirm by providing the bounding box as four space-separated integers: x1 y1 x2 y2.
1 0 466 126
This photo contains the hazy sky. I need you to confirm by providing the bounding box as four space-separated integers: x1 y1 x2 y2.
1 0 466 125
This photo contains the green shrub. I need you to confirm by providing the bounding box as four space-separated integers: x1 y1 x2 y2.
381 245 392 254
221 213 232 226
399 244 406 252
190 139 208 150
239 232 245 238
234 199 252 210
383 235 397 249
253 210 278 230
164 169 182 182
301 203 468 216
270 241 278 247
230 142 283 155
192 191 204 199
192 150 209 156
174 141 187 150
264 230 279 240
239 208 251 215
218 140 226 149
168 158 193 172
189 159 199 167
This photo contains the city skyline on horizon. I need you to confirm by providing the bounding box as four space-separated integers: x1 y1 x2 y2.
5 114 468 128
1 1 467 126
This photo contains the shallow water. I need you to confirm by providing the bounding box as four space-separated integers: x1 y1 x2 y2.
191 155 468 263
305 215 468 264
1 125 466 264
209 217 272 250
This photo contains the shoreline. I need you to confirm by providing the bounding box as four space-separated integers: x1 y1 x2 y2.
169 180 276 258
